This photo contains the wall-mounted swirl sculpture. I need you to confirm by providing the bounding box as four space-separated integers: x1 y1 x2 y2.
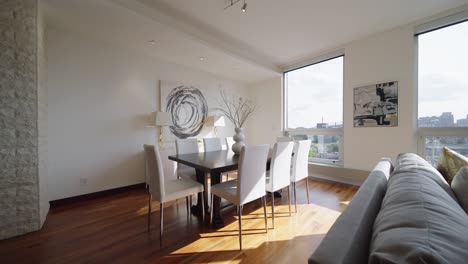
166 85 208 139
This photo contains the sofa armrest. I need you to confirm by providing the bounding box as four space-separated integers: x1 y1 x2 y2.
308 159 392 264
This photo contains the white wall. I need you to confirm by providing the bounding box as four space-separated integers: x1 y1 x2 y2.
343 25 418 170
47 27 248 200
248 16 432 171
38 3 49 226
246 76 283 145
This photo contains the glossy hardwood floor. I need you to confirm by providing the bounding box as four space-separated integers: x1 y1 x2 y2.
0 178 358 264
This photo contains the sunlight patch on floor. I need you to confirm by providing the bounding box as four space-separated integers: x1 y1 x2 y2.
169 203 340 255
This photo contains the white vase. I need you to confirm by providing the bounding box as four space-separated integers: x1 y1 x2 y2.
232 127 245 154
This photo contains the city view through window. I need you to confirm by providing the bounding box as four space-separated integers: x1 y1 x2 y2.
418 20 468 164
285 56 343 163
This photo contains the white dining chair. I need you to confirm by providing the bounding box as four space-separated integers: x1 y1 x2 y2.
291 140 312 212
175 138 199 179
266 141 294 228
223 137 237 181
210 144 270 250
144 144 205 242
225 137 235 151
203 138 223 152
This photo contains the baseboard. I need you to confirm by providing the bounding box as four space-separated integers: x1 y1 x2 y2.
310 174 363 186
49 183 146 208
308 164 370 186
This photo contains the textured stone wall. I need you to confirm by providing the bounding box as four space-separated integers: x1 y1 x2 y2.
0 0 41 239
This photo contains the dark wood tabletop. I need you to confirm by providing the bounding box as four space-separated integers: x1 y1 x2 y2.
168 150 240 174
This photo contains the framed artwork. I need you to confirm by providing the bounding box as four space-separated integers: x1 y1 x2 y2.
160 82 208 141
353 81 398 127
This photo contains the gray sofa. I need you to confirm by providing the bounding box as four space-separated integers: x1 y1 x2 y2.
309 153 468 264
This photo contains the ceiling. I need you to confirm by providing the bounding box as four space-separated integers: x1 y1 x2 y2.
43 0 468 84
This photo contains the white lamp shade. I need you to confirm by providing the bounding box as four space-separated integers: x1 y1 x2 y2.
155 112 172 126
206 115 225 127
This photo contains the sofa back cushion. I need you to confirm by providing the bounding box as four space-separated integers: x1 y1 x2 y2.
369 153 468 264
309 159 392 264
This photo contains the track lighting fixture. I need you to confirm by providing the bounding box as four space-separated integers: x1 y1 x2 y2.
225 0 248 13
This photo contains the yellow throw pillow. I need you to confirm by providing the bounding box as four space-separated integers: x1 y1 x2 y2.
437 147 468 184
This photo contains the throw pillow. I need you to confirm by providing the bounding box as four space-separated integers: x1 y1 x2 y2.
437 147 468 184
451 166 468 214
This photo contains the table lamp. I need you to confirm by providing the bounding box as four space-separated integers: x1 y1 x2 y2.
206 115 225 137
154 111 172 149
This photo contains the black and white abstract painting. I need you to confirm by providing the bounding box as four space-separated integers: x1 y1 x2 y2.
353 81 398 127
162 84 208 139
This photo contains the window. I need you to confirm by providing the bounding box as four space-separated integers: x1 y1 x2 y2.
417 18 468 163
284 56 344 165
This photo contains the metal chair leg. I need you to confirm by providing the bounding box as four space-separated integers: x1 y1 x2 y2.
201 191 205 223
238 205 243 250
294 182 298 213
147 194 152 232
288 186 291 216
306 178 310 204
262 196 268 232
210 193 214 225
271 192 275 229
160 202 164 242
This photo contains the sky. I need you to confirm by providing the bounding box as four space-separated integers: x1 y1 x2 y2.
286 21 468 129
286 57 343 129
418 20 468 121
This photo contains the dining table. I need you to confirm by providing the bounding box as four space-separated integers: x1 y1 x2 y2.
168 149 271 228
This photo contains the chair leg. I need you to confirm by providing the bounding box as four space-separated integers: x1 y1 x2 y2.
160 202 164 242
271 192 275 229
201 191 205 223
238 205 243 250
288 186 291 216
306 178 310 204
294 182 298 213
262 196 268 232
210 193 214 225
147 194 152 232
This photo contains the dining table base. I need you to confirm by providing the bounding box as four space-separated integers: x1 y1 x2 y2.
192 169 225 228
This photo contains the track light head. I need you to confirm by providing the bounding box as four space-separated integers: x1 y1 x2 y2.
241 2 247 12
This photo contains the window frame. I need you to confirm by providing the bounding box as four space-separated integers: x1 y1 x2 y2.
416 13 468 160
283 53 345 166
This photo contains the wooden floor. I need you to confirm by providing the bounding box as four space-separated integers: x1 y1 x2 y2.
0 179 358 264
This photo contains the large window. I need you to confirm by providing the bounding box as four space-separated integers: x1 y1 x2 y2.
284 56 344 165
418 19 468 164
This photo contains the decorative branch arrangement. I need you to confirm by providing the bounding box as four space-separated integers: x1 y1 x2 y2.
215 89 256 128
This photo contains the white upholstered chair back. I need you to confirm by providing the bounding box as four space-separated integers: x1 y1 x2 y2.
203 138 223 152
175 138 199 172
268 141 294 191
225 137 235 151
237 144 270 205
144 144 165 201
291 140 312 182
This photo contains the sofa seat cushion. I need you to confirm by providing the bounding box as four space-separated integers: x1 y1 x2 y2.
369 153 468 264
